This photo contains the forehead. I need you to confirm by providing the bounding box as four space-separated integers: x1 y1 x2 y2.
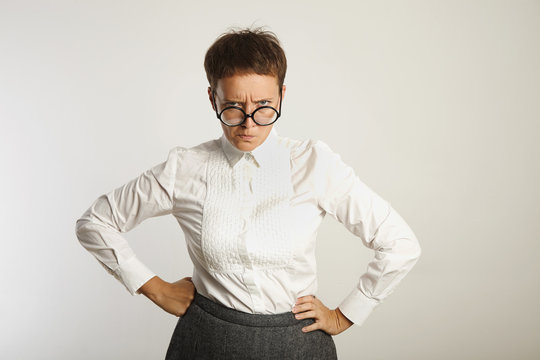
215 73 279 98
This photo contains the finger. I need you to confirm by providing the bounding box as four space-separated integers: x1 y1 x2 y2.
302 321 320 333
312 297 324 308
292 302 315 313
295 295 316 304
294 310 317 320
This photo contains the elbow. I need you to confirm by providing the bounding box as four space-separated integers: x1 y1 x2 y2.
75 211 88 233
410 236 422 263
75 204 98 244
75 218 86 243
75 216 92 247
415 242 422 261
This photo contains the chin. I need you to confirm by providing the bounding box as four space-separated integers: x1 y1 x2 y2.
234 141 257 152
236 144 255 151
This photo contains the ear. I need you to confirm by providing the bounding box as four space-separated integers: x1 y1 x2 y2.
207 87 215 111
281 84 286 100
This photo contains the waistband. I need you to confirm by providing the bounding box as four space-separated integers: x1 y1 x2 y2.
192 292 303 327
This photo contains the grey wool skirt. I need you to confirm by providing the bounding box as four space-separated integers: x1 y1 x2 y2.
165 292 338 360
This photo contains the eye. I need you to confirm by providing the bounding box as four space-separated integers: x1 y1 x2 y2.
225 102 240 107
258 100 270 106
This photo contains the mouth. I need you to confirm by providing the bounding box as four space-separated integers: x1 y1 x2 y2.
238 134 255 140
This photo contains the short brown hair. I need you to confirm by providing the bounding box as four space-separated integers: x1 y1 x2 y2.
204 27 287 90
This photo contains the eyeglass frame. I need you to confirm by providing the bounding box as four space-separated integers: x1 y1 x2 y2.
211 88 283 127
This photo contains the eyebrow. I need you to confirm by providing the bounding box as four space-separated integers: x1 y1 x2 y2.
223 97 275 104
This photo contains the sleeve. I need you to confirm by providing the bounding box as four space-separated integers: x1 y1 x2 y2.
312 140 421 327
75 147 179 296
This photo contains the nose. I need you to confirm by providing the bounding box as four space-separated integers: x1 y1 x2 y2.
242 113 257 128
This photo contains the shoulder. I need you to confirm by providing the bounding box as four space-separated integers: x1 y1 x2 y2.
277 134 338 163
156 138 220 179
167 138 220 161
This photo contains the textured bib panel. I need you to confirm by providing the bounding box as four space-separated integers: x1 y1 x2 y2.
201 147 294 272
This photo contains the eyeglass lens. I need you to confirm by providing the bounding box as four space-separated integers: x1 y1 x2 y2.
221 107 278 126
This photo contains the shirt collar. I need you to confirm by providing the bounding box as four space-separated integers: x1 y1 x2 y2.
220 127 279 168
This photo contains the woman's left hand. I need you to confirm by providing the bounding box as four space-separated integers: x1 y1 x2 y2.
292 295 354 335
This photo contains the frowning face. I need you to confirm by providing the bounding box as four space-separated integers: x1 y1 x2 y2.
208 73 286 152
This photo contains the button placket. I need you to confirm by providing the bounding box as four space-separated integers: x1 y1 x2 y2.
238 154 264 308
237 157 255 262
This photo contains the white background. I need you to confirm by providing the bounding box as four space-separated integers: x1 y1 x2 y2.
1 0 539 359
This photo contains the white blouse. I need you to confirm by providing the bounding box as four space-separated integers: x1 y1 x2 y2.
75 128 421 326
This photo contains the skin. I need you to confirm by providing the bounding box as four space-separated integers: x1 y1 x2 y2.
139 275 195 317
293 295 353 335
139 72 353 336
208 73 285 152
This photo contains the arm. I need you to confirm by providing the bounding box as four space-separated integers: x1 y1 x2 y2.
75 147 179 296
294 140 421 332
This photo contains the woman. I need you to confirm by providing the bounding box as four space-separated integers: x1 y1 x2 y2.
75 27 421 359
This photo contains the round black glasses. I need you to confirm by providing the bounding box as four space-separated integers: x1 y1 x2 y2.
212 91 283 127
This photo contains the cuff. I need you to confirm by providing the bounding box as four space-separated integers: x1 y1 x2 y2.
114 256 156 296
338 288 379 327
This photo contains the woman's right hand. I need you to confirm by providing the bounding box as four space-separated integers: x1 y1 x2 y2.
138 276 195 317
